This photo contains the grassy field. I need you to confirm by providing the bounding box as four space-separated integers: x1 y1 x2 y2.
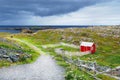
0 26 119 80
40 44 117 80
97 74 117 80
13 27 120 68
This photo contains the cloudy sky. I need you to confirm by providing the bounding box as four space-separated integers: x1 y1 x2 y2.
0 0 120 25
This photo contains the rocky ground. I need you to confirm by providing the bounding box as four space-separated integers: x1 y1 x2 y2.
88 26 120 38
0 38 31 63
0 47 31 62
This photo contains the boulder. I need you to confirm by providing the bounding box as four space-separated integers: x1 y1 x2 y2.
0 48 7 55
9 54 19 62
16 50 24 54
3 55 9 58
7 58 13 63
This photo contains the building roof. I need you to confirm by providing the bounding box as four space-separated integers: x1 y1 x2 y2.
80 42 94 47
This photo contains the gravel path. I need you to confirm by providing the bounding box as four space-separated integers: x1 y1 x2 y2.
0 55 65 80
0 38 65 80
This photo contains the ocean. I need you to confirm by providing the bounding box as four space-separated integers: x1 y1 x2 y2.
0 30 21 33
0 25 89 33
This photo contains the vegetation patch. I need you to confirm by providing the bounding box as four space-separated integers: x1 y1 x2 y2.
97 74 117 80
0 33 39 67
55 46 79 52
1 26 119 79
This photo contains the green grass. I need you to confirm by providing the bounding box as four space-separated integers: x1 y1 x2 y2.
97 74 117 80
0 32 10 37
1 27 119 79
0 60 11 67
65 65 94 80
55 46 79 52
12 28 120 68
8 38 40 64
0 34 40 67
79 50 120 68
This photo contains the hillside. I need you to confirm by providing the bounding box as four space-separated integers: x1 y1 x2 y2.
13 26 120 67
0 26 120 80
0 33 39 67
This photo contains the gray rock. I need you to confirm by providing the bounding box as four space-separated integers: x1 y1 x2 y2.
0 49 7 55
0 47 31 62
9 54 19 62
7 58 13 63
16 50 24 54
16 54 20 57
3 55 9 58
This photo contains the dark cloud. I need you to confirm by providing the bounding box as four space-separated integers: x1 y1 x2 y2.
0 0 113 25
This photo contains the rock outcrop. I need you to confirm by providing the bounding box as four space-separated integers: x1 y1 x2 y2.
0 47 31 62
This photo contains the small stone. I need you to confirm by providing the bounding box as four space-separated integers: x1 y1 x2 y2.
9 54 19 62
0 49 7 55
7 58 13 63
3 55 9 58
16 54 20 57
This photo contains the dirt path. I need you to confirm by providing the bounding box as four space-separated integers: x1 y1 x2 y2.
9 38 46 54
42 42 89 56
42 42 79 49
0 38 65 80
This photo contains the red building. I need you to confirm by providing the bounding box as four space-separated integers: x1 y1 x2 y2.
80 42 96 54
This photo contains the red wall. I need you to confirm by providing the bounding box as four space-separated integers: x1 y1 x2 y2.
80 46 91 52
91 44 96 54
80 46 85 52
80 44 96 54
